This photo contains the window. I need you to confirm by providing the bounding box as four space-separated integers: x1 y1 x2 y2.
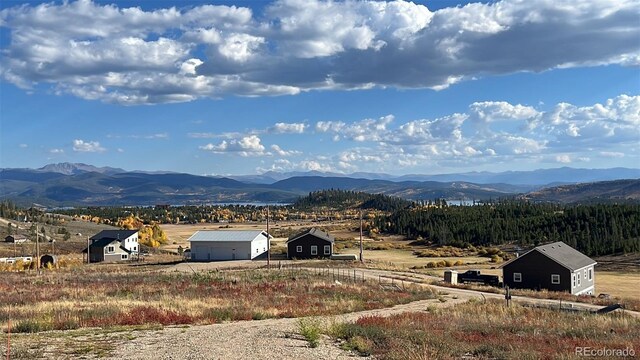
588 268 593 281
513 273 522 282
584 269 587 280
107 246 115 253
133 246 137 252
256 248 259 253
311 246 318 255
551 274 560 284
573 274 576 287
577 273 581 286
296 245 302 253
121 254 128 260
324 245 331 255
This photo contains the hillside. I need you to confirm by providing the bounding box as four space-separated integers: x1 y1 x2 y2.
1 163 639 206
292 189 413 211
523 179 640 203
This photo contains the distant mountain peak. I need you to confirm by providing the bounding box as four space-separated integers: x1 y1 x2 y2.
38 162 125 175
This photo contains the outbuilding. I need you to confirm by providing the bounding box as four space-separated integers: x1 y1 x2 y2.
188 230 270 261
501 241 597 295
286 228 334 259
4 235 29 243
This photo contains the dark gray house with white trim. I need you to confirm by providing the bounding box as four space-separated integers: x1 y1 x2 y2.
501 241 596 295
84 230 139 263
286 228 334 259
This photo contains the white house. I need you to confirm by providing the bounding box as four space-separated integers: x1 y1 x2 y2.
188 230 271 261
89 230 139 254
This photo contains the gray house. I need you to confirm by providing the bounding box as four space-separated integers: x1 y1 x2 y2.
286 228 334 259
501 241 596 295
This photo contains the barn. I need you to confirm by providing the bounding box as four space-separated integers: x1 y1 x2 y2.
188 230 271 261
501 241 597 295
286 228 334 259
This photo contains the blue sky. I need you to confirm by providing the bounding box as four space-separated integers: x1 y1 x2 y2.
0 0 638 176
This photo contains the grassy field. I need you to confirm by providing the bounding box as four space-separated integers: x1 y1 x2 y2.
324 299 640 359
0 266 438 334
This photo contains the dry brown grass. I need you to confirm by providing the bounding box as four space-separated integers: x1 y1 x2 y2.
0 266 438 333
328 299 640 359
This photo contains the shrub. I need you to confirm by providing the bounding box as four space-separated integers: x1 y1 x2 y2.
426 262 437 268
298 317 323 348
12 319 51 333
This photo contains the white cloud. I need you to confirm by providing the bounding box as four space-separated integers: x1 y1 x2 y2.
268 122 307 134
316 115 394 141
72 139 106 152
600 151 625 158
2 0 637 103
270 144 301 156
18 144 28 148
298 160 333 172
556 154 572 163
49 148 64 154
199 135 267 156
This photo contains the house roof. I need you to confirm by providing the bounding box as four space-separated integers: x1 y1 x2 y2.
188 230 271 242
286 228 335 244
83 237 130 253
500 241 596 271
90 230 138 241
5 235 28 240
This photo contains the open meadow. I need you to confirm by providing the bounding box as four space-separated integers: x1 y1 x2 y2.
0 266 438 334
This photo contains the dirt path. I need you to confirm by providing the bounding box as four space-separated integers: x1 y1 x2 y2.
104 296 464 360
100 265 639 359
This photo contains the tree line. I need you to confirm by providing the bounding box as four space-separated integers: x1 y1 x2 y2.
373 201 640 256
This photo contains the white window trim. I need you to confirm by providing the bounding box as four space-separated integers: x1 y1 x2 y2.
324 245 331 255
588 268 593 281
311 246 318 255
584 269 587 280
573 274 576 288
551 274 560 284
107 246 115 253
296 245 302 253
513 273 522 283
577 272 581 286
121 254 128 260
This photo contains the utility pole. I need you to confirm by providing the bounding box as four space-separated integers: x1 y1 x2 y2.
35 221 40 273
266 205 270 268
87 236 91 264
359 210 364 263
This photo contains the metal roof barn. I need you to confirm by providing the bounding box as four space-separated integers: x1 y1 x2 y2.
188 230 271 261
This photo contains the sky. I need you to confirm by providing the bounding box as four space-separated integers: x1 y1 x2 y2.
0 0 639 176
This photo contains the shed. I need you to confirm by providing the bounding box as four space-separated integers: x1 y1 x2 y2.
5 235 29 243
286 228 334 259
500 241 596 295
188 230 271 261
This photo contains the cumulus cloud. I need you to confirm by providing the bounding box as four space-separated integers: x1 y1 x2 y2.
317 115 394 141
1 0 637 104
199 135 267 156
72 139 106 152
309 94 638 171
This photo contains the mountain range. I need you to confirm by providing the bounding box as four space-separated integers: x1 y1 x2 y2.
0 163 638 207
